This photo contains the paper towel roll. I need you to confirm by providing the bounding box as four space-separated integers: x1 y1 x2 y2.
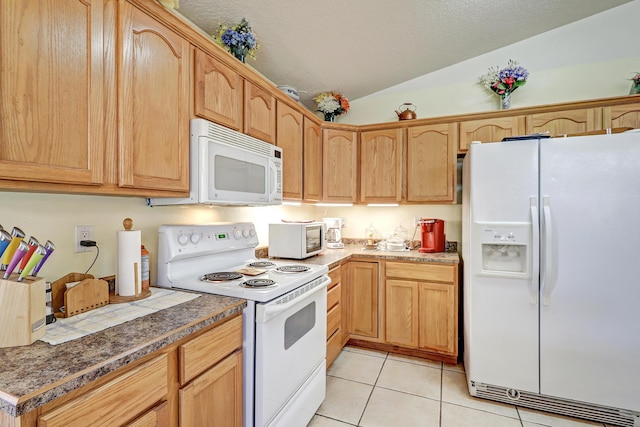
117 229 141 297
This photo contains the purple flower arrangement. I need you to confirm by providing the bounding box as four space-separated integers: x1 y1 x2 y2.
214 18 258 62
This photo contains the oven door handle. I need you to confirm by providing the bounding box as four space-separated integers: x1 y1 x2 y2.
256 276 330 323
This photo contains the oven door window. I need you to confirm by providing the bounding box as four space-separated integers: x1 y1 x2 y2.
284 302 316 350
306 225 322 253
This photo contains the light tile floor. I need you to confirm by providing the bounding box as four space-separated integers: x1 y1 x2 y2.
309 346 616 427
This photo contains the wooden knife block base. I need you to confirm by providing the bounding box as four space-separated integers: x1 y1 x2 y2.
0 275 46 347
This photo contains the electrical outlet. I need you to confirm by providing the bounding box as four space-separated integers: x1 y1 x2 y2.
413 217 421 227
341 218 347 228
75 225 94 253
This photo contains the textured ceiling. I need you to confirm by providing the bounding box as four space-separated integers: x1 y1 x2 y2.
176 0 632 112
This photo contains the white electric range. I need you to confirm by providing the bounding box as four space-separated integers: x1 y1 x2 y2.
157 222 329 427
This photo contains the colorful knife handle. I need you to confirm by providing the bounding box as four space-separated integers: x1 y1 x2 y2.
0 230 11 262
18 245 46 281
1 227 25 265
18 236 40 273
3 240 29 279
32 240 56 276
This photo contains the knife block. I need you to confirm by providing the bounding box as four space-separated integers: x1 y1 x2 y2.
0 274 46 347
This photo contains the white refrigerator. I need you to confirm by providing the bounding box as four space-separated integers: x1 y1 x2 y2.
462 132 640 427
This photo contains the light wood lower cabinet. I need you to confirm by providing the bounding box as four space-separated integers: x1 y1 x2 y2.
326 266 343 368
179 351 242 427
347 261 379 339
385 262 458 359
19 314 243 427
38 354 169 427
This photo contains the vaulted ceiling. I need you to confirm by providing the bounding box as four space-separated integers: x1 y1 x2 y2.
176 0 633 112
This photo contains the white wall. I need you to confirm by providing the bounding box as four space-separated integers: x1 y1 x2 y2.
344 0 640 125
3 0 638 283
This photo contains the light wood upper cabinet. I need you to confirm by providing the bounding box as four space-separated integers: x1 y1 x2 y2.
406 123 457 203
194 49 244 131
459 116 525 153
276 102 304 200
303 118 323 202
525 108 600 136
360 129 403 203
244 81 276 144
0 0 104 186
323 129 358 202
347 261 379 339
118 1 190 192
602 101 640 129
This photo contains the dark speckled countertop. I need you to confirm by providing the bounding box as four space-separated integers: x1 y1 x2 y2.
0 292 245 418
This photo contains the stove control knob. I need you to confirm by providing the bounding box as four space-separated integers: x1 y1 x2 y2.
190 233 201 244
177 234 189 246
233 229 243 240
242 229 250 238
249 229 256 238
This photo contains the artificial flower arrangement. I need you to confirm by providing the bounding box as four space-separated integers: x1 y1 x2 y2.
213 18 258 62
479 60 529 108
629 72 640 95
314 91 350 121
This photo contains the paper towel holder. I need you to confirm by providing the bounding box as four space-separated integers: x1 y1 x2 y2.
111 218 152 303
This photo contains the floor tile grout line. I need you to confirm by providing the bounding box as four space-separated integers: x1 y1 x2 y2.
356 351 389 426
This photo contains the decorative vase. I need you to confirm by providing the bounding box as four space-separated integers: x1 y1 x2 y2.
324 112 336 122
229 45 247 63
629 82 640 95
500 93 512 110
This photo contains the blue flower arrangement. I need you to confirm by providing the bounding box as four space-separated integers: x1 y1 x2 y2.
214 18 258 62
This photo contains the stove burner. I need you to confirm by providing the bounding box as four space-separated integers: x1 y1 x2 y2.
201 272 243 282
275 265 311 274
241 278 276 288
247 261 276 268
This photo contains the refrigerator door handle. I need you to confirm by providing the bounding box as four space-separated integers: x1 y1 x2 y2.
529 196 539 304
542 196 554 305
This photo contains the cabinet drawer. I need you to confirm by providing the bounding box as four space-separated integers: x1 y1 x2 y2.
125 401 169 427
326 328 342 368
327 303 341 339
385 262 454 283
327 282 341 310
180 315 242 385
39 354 168 427
328 267 342 290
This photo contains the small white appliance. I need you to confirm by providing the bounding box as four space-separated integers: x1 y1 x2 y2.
149 118 282 206
323 218 344 249
462 133 640 427
157 222 329 427
268 222 327 259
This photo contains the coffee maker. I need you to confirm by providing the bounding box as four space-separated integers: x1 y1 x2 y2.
418 218 445 253
323 218 344 249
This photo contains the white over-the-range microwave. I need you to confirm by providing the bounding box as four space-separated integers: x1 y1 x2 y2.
149 118 282 206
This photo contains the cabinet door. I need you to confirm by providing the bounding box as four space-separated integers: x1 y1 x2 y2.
0 0 104 186
323 129 358 202
180 351 243 427
418 282 456 354
276 102 304 199
525 108 601 136
459 116 525 153
303 118 323 202
244 81 276 144
406 123 457 203
360 129 403 203
602 102 640 129
194 49 244 131
385 279 419 347
119 1 190 192
347 261 379 338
